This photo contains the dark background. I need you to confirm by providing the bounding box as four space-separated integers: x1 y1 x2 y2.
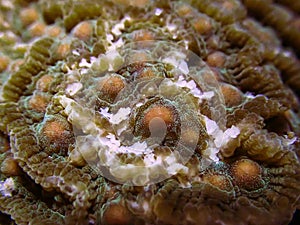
289 209 300 225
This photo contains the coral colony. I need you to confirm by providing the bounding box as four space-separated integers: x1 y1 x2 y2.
0 0 300 225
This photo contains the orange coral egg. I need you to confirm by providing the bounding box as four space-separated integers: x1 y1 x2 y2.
55 43 71 59
20 7 39 26
43 120 67 141
0 56 9 72
222 1 235 11
29 22 46 37
143 105 174 128
1 157 20 176
102 202 132 225
203 174 232 191
36 75 53 92
99 75 125 100
135 67 156 79
207 51 226 67
192 17 212 35
28 93 49 112
39 116 73 152
220 83 243 107
133 30 155 42
231 159 263 190
72 21 93 41
47 26 62 37
177 4 193 17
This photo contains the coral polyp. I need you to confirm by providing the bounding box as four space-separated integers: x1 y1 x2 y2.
202 173 233 192
133 98 180 140
230 158 264 191
101 200 133 225
37 115 74 153
0 0 300 225
97 74 126 103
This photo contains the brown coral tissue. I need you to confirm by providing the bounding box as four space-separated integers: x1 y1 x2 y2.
1 0 300 225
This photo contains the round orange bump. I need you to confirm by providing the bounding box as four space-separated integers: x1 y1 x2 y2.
206 35 219 49
39 115 73 152
102 202 132 225
55 43 71 59
28 92 50 112
29 22 46 37
1 157 20 176
222 1 235 11
72 21 93 41
43 120 66 141
0 56 9 72
47 26 62 37
133 30 155 42
220 83 243 107
176 4 193 17
138 104 178 140
132 64 163 80
20 7 39 26
36 75 53 92
143 105 174 128
203 174 232 191
207 51 226 67
136 67 156 79
231 159 263 190
192 16 212 35
98 75 125 101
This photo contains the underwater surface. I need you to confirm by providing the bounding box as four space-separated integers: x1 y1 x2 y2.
0 0 300 224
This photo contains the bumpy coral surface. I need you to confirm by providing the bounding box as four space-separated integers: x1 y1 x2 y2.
0 0 300 224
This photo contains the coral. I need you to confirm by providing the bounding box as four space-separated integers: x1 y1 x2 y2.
230 158 264 191
0 0 300 225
